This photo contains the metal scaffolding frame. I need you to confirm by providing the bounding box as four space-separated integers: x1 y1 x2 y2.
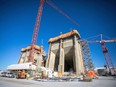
80 40 94 73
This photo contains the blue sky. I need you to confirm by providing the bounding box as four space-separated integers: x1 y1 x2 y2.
0 0 116 70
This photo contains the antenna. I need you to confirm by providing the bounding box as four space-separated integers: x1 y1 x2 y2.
41 39 44 49
101 34 103 41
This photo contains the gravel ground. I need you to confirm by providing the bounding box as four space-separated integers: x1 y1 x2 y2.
0 76 116 87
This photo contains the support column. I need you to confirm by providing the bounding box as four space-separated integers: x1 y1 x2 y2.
73 35 81 76
46 43 52 68
48 51 55 71
24 50 29 62
58 39 64 75
45 43 55 71
78 43 84 74
36 53 42 74
73 50 76 72
37 54 42 67
18 54 22 64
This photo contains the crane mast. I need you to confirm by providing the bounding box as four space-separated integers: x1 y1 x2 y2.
83 34 116 75
100 41 115 75
28 0 80 63
28 0 45 62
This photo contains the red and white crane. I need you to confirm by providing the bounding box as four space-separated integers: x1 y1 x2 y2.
28 0 79 62
28 0 45 62
82 34 116 75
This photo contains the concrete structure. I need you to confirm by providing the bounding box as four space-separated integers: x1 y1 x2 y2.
18 45 45 67
7 45 46 75
46 30 84 76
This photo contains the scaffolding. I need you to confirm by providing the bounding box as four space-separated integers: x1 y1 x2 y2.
81 40 94 73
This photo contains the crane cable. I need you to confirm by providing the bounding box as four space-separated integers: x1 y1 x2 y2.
46 0 80 26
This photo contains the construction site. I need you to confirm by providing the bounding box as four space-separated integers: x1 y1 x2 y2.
0 0 116 87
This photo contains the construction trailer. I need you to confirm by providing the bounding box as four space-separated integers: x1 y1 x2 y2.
46 30 84 76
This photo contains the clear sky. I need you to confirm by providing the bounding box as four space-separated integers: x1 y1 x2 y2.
0 0 116 70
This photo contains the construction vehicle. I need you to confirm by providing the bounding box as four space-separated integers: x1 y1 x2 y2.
17 70 26 79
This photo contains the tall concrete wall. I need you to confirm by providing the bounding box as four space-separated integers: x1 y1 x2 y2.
58 41 64 74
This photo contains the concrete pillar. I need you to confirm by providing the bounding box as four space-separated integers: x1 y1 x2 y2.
37 54 42 67
19 52 26 63
18 54 22 64
73 50 76 72
73 35 81 76
58 39 64 74
24 50 29 62
46 43 52 68
48 51 55 71
78 43 84 74
46 43 56 71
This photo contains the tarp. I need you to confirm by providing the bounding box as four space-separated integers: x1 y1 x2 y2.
7 62 36 70
21 45 42 52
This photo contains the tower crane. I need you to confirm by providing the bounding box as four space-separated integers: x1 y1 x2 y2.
28 0 79 63
28 0 45 62
81 34 116 75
